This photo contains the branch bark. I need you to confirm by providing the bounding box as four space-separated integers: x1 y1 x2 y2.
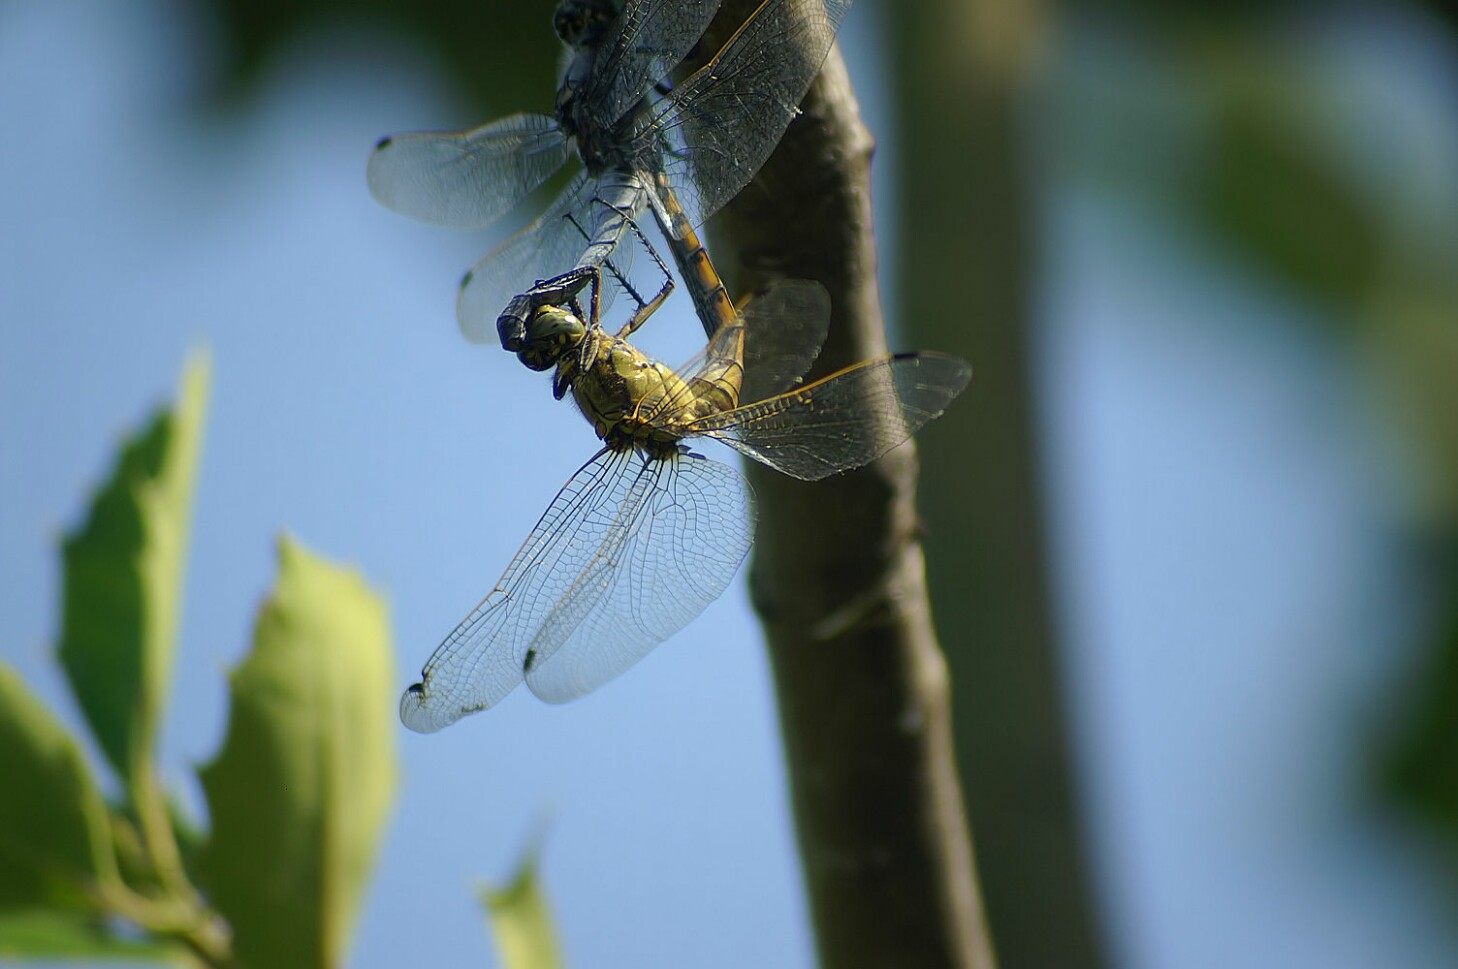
693 2 996 965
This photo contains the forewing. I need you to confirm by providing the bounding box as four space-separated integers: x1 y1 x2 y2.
692 352 972 481
367 114 570 229
584 0 723 126
645 0 852 228
739 279 830 403
455 173 636 343
399 448 639 732
524 450 752 704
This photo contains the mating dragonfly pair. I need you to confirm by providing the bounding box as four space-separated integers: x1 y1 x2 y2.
369 0 970 732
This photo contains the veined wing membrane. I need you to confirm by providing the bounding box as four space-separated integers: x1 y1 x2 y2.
367 114 570 229
524 450 751 703
738 279 830 402
693 352 972 481
401 447 638 732
456 173 637 343
653 279 828 411
584 0 723 127
645 0 853 231
400 446 752 730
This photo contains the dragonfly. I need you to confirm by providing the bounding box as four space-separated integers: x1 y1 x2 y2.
367 0 852 352
400 272 972 732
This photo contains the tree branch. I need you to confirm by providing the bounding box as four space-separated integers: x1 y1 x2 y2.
694 3 996 965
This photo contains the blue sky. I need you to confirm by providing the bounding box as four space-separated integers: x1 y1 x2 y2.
3 1 1456 966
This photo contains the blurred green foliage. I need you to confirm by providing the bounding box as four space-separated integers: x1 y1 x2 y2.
900 1 1458 964
209 0 560 116
1386 560 1458 853
480 839 566 969
198 536 398 969
2 355 399 967
0 665 124 917
1149 24 1458 857
57 353 207 791
1195 70 1382 312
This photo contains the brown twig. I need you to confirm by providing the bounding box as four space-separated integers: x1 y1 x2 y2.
694 2 997 965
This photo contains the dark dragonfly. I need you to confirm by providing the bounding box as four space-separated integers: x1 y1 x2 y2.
367 0 852 352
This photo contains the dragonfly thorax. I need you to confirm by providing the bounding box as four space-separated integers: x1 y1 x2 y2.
569 334 693 449
552 0 618 154
554 81 635 174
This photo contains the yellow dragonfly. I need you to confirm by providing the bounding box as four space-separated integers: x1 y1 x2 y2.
400 276 969 732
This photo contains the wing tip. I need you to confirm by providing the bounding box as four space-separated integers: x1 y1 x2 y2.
900 351 973 395
399 681 449 734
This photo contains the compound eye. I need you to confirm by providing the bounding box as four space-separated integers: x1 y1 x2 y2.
517 349 556 372
526 305 586 345
553 8 583 43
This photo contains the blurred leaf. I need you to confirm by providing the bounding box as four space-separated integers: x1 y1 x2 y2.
480 844 565 969
1195 71 1381 312
167 794 208 875
106 795 209 896
207 0 560 118
198 536 396 969
1384 561 1458 848
1419 0 1458 32
1362 277 1458 521
1049 29 1389 319
0 663 121 911
0 909 186 962
57 352 210 789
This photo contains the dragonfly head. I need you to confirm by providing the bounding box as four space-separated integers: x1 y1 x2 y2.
510 303 588 371
552 0 615 48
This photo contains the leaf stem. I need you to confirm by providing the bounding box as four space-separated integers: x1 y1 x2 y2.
93 874 234 968
129 750 193 901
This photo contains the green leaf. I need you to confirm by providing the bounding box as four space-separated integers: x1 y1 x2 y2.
1196 80 1381 311
206 0 558 119
1383 566 1458 851
57 351 210 788
0 909 186 962
0 663 121 911
198 536 397 969
480 843 565 969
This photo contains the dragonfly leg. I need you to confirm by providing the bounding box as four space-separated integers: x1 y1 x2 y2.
563 210 644 312
613 216 675 340
586 263 602 330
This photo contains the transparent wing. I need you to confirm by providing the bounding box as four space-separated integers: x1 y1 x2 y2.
399 446 752 730
399 448 630 731
524 448 752 703
367 114 570 229
643 0 852 229
583 0 723 127
739 279 830 403
691 352 972 481
659 277 829 411
456 173 638 343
